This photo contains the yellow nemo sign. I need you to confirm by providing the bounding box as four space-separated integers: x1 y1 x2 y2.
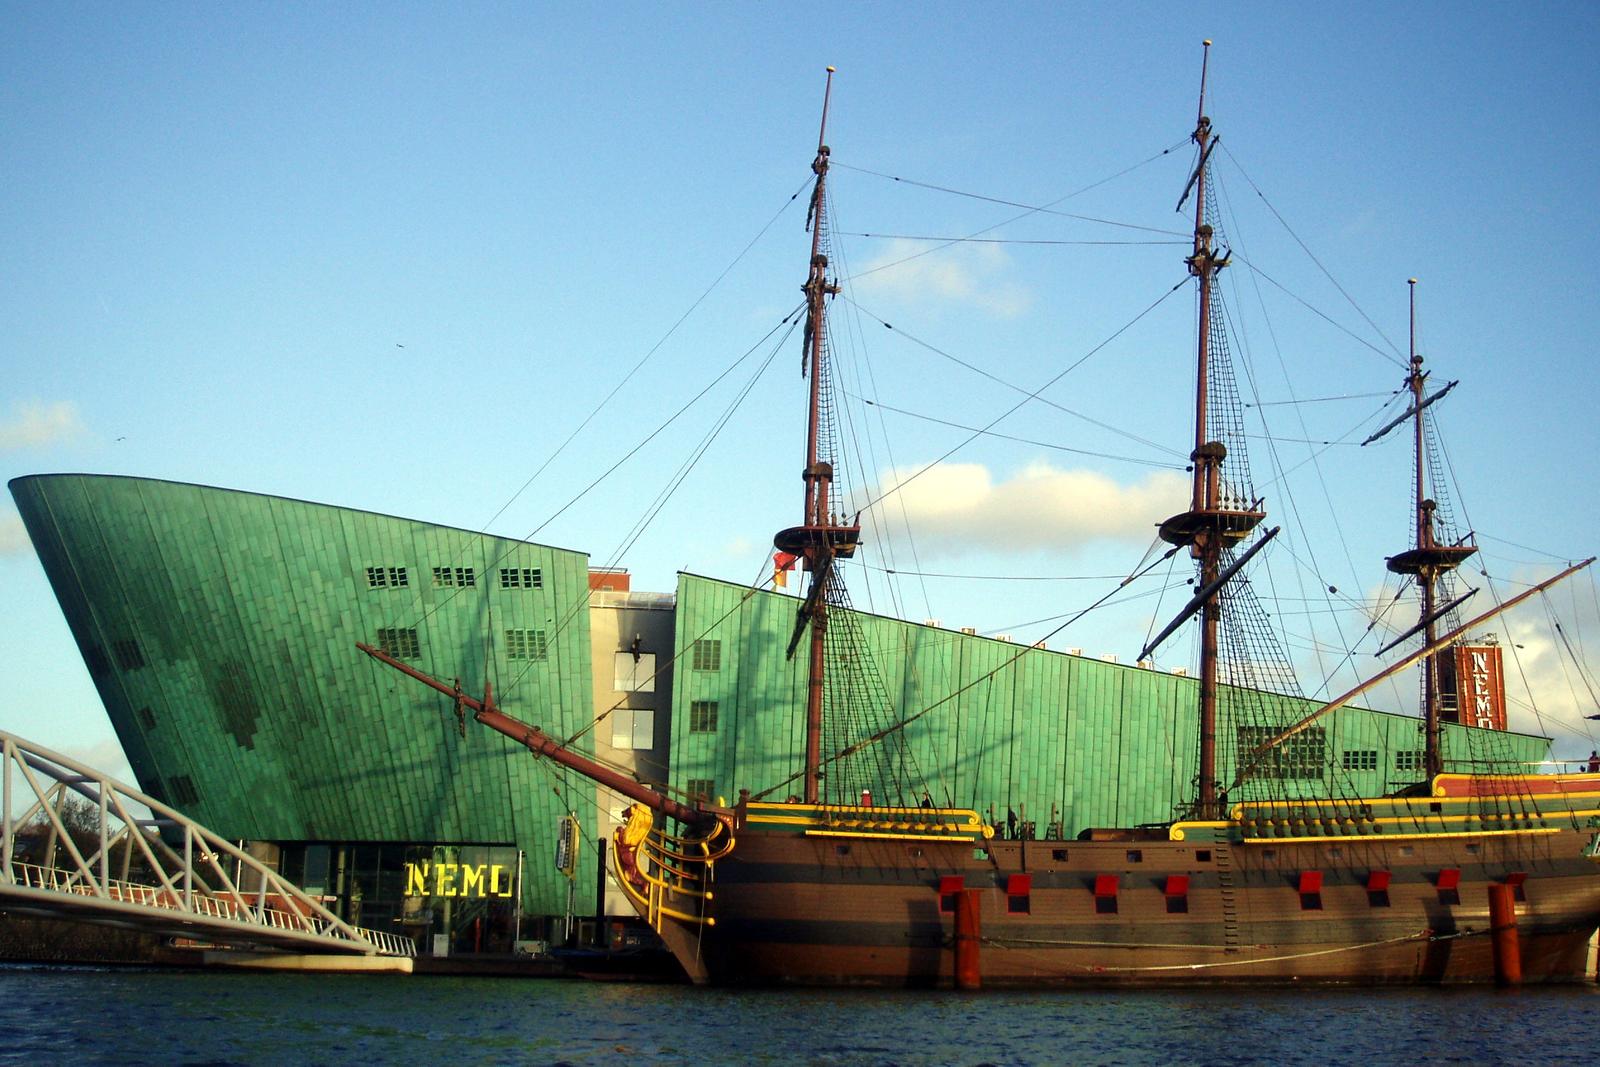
404 862 516 898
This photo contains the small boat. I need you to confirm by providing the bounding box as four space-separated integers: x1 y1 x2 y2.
362 46 1600 986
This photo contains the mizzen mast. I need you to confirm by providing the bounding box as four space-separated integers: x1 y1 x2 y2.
1381 279 1477 779
1158 40 1265 819
775 66 861 805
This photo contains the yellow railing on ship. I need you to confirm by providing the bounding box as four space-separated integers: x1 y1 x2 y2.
1168 783 1600 843
744 800 993 841
611 805 728 929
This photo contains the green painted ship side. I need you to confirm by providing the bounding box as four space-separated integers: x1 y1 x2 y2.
9 473 595 915
667 573 1549 833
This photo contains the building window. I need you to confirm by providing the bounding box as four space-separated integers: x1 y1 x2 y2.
84 644 111 679
366 566 409 589
1342 750 1379 772
432 566 475 588
137 707 156 730
691 639 722 672
376 627 421 659
1395 750 1422 772
614 652 657 693
1236 725 1325 780
113 639 146 671
500 567 543 589
505 628 547 661
611 709 655 750
169 776 200 806
689 700 719 732
685 778 715 803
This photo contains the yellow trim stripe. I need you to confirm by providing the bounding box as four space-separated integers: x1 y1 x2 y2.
804 829 987 843
1238 827 1564 844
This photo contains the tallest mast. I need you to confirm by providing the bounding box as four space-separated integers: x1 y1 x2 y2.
1383 279 1476 779
1158 41 1264 819
777 67 860 805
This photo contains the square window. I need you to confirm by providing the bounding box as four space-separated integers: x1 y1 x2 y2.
505 629 548 661
137 706 156 730
499 567 543 589
689 700 719 732
1126 849 1142 863
376 627 421 659
612 709 655 750
1237 725 1325 779
169 775 200 806
1095 895 1119 915
1007 894 1031 915
686 778 715 803
1196 850 1211 863
84 644 111 678
1342 749 1378 771
1166 895 1189 914
613 651 657 693
113 639 146 671
1300 892 1323 911
1052 848 1069 862
432 566 475 588
366 566 409 588
692 639 722 672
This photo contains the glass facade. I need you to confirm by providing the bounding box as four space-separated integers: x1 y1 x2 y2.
279 842 524 955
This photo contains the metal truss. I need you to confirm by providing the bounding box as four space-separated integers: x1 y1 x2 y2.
1 730 413 957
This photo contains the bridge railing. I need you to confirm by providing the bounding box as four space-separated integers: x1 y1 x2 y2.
2 731 414 957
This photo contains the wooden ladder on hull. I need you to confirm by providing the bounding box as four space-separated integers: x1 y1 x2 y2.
1214 844 1242 954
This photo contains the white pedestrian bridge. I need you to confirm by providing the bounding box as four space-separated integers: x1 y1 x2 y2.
1 730 414 963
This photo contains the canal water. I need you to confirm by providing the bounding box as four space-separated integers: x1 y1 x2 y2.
2 965 1597 1065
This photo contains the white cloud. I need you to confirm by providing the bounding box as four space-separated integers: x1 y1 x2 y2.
869 459 1188 554
0 513 31 557
853 239 1032 318
61 738 136 785
0 400 85 452
1497 602 1600 754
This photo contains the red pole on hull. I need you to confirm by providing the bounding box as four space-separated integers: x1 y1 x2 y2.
954 888 981 990
1487 883 1522 986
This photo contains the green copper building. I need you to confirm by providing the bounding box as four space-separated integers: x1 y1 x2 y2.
9 474 1549 955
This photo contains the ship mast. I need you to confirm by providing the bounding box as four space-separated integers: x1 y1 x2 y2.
1157 41 1264 819
1381 279 1476 779
776 67 861 805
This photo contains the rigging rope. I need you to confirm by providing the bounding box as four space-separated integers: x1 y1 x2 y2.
852 279 1189 515
847 392 1184 470
1218 142 1405 367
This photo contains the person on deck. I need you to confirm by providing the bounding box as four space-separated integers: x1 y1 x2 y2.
1586 750 1599 774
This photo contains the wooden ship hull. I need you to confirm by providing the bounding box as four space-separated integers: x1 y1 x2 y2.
621 791 1600 987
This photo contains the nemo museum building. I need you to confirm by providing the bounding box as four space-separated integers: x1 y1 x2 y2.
9 474 1548 958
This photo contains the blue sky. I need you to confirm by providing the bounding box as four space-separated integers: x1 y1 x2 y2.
5 2 1600 782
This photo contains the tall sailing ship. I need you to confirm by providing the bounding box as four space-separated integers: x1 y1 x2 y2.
362 49 1600 986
